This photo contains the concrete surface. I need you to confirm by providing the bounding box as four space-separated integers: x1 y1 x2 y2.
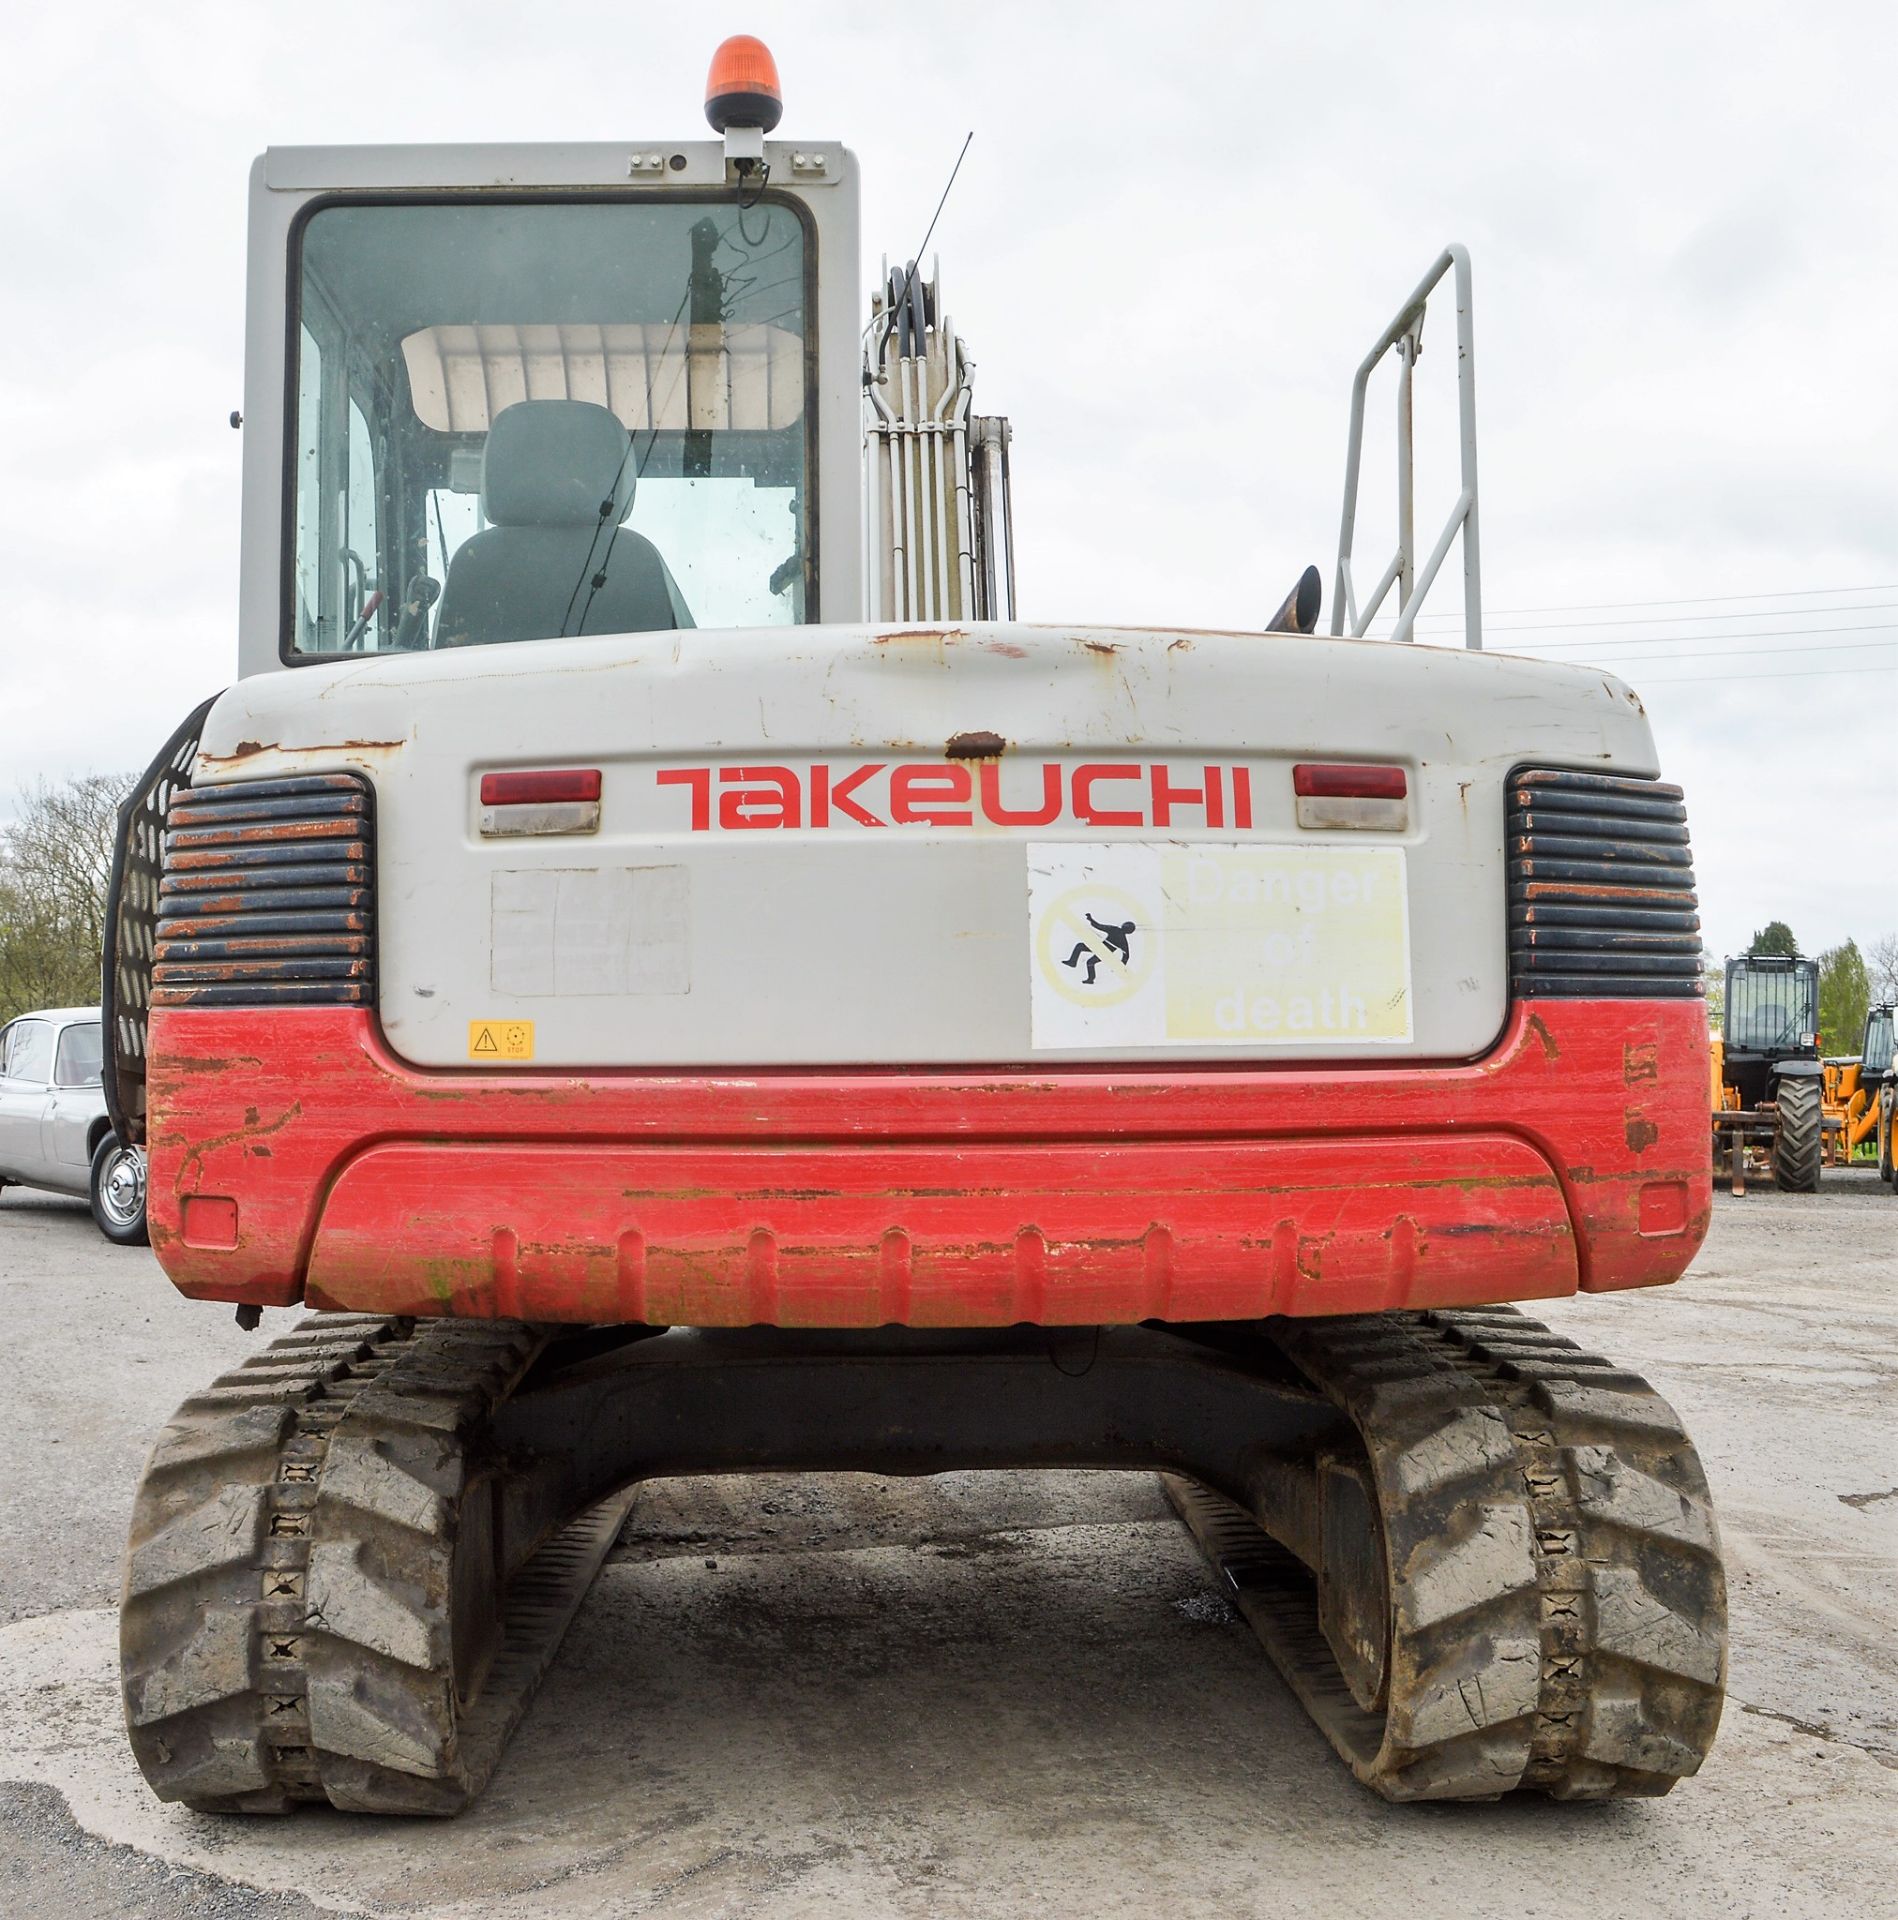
1 1174 1894 1919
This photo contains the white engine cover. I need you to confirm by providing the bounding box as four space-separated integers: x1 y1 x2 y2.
192 623 1660 1068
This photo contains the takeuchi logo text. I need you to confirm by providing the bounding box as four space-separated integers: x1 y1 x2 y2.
655 763 1258 830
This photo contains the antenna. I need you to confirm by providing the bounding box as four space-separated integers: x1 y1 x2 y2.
874 132 974 337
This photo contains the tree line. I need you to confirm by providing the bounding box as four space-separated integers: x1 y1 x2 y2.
0 774 131 1023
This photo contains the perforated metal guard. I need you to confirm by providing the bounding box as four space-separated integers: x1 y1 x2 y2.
103 697 217 1146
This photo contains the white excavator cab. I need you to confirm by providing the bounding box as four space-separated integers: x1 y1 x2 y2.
237 136 864 676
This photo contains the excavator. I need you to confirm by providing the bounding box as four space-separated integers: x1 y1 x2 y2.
105 38 1725 1815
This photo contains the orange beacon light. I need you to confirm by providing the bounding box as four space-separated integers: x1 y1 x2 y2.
705 36 783 134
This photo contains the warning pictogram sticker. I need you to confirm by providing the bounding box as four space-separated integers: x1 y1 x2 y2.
1033 882 1156 1010
1026 840 1411 1052
468 1019 535 1061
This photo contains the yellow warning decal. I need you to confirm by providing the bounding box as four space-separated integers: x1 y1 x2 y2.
468 1019 535 1062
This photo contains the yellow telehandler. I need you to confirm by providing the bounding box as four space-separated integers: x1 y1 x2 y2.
1711 953 1833 1194
1824 1003 1895 1165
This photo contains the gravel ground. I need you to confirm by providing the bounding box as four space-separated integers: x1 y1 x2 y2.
0 1173 1893 1919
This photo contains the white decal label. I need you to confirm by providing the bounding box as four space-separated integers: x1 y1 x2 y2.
1028 843 1411 1050
491 867 690 997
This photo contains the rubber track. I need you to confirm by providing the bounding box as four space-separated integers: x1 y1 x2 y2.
122 1314 635 1815
1772 1075 1823 1193
1169 1307 1725 1801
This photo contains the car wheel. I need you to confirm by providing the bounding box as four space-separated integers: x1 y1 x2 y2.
90 1134 149 1246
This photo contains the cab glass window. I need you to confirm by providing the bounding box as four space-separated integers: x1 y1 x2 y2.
1725 965 1816 1050
1863 1009 1895 1078
2 1020 53 1085
288 198 813 658
55 1022 104 1088
293 324 325 651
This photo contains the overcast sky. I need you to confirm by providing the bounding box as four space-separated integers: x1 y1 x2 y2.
1 0 1893 965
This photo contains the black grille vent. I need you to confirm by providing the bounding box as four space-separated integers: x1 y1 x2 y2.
1507 768 1702 999
152 775 374 1008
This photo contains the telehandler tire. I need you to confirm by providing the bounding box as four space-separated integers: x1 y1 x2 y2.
1770 1076 1822 1193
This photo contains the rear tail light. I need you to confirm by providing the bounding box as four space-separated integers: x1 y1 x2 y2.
479 769 602 836
479 769 602 806
1293 763 1409 830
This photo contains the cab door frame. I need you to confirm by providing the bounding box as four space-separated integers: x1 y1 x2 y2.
45 1019 106 1178
0 1018 56 1186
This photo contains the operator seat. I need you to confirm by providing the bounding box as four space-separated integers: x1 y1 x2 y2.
435 399 686 647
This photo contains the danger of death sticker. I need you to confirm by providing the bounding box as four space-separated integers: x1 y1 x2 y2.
1027 843 1411 1051
468 1019 535 1062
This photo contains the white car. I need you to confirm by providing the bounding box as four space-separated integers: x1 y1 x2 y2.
0 1007 147 1243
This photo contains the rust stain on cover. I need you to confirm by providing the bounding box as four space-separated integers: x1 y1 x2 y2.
1524 1012 1562 1061
945 730 1007 761
178 1099 304 1189
203 737 404 763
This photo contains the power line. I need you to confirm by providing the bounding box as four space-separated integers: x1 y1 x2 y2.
1434 602 1898 636
1575 638 1898 666
1608 663 1898 687
1409 582 1898 620
1395 619 1898 652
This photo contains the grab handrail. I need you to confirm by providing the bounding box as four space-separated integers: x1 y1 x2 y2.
1331 245 1482 649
